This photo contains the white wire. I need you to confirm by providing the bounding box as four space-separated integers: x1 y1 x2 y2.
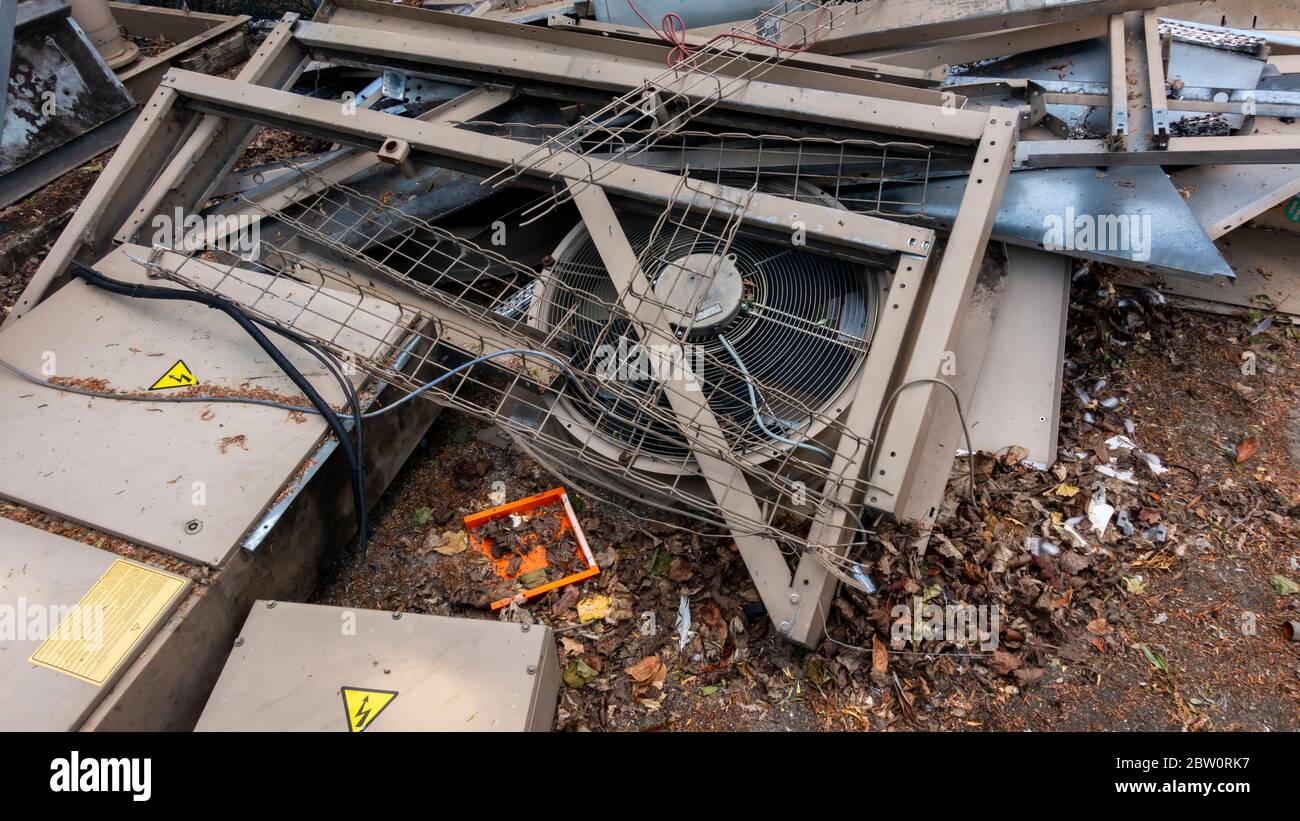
717 333 835 461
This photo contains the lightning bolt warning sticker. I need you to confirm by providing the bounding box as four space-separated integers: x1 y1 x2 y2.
149 359 197 391
340 687 398 732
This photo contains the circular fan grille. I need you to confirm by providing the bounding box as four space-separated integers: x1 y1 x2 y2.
543 212 882 467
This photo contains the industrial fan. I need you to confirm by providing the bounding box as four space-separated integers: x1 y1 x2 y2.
528 191 886 476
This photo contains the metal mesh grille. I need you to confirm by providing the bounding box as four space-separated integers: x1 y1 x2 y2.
464 123 938 220
481 0 891 213
132 165 897 554
541 202 879 465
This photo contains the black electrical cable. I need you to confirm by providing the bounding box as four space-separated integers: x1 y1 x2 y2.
249 316 364 475
251 319 367 543
70 263 371 557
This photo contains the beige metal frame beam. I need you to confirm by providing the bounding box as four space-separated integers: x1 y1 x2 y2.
318 0 943 92
1108 14 1129 145
1143 10 1171 148
566 182 802 630
860 113 1019 519
786 248 928 645
551 14 947 85
147 87 517 249
1017 134 1300 166
158 70 935 259
116 16 307 246
785 109 1019 645
850 17 1109 71
796 0 1167 56
290 19 987 143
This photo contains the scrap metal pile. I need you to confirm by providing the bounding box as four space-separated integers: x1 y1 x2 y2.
7 0 1299 654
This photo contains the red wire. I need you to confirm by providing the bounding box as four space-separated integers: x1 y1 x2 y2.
625 0 825 68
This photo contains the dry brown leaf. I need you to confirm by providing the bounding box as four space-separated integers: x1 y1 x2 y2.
1000 445 1029 467
424 529 467 555
988 649 1022 676
667 557 695 582
870 633 889 686
1013 667 1046 687
625 655 667 688
1234 436 1259 464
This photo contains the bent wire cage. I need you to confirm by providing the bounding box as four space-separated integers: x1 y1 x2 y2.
481 0 879 213
134 157 901 583
462 124 940 221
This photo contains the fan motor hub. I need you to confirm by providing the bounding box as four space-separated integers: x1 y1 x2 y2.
651 252 744 338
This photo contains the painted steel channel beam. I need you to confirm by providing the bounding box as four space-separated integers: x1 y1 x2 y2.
290 19 987 143
554 15 945 85
158 70 937 259
567 182 800 632
786 251 930 647
1017 135 1300 166
800 0 1168 56
861 111 1019 516
1108 14 1129 142
1143 10 1170 147
117 15 307 246
852 17 1110 71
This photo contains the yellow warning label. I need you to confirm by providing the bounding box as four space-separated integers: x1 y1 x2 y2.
149 359 197 390
341 687 398 733
29 560 187 686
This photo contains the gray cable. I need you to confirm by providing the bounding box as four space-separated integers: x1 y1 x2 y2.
0 347 587 422
717 333 835 462
869 377 979 503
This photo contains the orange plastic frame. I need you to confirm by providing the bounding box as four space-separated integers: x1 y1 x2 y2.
464 487 599 610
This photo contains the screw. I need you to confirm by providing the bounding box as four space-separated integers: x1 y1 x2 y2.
266 601 276 609
778 620 792 634
392 612 402 620
233 637 244 647
521 623 531 632
185 519 203 535
789 593 800 605
526 664 537 675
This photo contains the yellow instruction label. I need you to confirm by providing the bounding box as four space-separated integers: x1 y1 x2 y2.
29 560 186 686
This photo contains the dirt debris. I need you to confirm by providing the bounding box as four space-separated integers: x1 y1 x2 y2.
311 260 1300 732
0 502 205 581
